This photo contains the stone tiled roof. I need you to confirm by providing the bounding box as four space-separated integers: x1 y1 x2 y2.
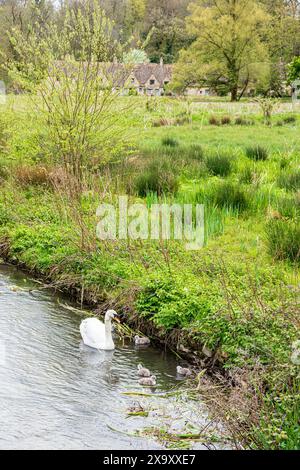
133 63 172 86
103 62 172 87
53 61 173 88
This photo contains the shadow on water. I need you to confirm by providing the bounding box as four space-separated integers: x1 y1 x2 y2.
0 264 230 450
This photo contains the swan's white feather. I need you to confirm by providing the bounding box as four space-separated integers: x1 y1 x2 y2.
80 318 106 349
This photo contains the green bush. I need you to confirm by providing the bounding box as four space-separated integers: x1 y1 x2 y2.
134 160 179 197
266 219 300 262
277 170 300 192
246 145 268 161
206 153 233 177
213 182 249 211
161 136 179 147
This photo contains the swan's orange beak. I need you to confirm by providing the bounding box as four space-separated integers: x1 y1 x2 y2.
114 316 121 323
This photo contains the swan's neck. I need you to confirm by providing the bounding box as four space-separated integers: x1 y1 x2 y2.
105 318 114 349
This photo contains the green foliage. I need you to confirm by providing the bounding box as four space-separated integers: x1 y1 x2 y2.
134 160 179 197
288 56 300 83
4 1 127 181
136 276 214 330
238 165 260 185
184 144 204 161
266 219 300 263
273 196 300 219
162 136 179 147
123 48 149 64
174 0 269 100
277 170 300 192
206 152 233 177
256 379 300 450
213 182 249 211
246 145 268 161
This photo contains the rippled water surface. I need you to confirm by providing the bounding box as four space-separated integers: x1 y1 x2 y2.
0 264 220 450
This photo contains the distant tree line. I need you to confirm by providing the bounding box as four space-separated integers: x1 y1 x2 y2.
0 0 299 99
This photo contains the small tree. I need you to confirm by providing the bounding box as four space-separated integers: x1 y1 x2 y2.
123 49 149 64
5 1 131 184
253 97 278 126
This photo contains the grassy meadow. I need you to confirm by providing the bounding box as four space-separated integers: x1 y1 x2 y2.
0 95 299 449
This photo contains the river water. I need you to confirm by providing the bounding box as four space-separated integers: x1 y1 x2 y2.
0 264 229 450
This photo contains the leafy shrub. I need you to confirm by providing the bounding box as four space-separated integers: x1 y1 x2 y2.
206 153 232 177
245 145 268 161
277 170 300 192
221 116 231 125
136 275 218 331
266 219 300 262
208 116 220 126
134 160 179 197
213 182 249 211
161 136 178 147
14 165 52 187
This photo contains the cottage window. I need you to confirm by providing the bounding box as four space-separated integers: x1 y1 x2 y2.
149 79 155 85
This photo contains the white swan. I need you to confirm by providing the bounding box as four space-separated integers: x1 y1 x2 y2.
80 310 118 350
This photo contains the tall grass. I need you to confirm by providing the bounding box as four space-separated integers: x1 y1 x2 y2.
277 170 300 192
134 159 179 197
246 145 268 161
206 152 233 177
266 219 300 262
161 136 179 147
213 182 249 212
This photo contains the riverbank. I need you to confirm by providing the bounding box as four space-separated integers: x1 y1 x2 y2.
1 263 236 450
0 182 299 449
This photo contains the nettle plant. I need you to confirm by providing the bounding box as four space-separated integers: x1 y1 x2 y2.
6 1 131 186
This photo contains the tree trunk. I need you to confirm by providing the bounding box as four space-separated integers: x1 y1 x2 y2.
231 83 238 102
